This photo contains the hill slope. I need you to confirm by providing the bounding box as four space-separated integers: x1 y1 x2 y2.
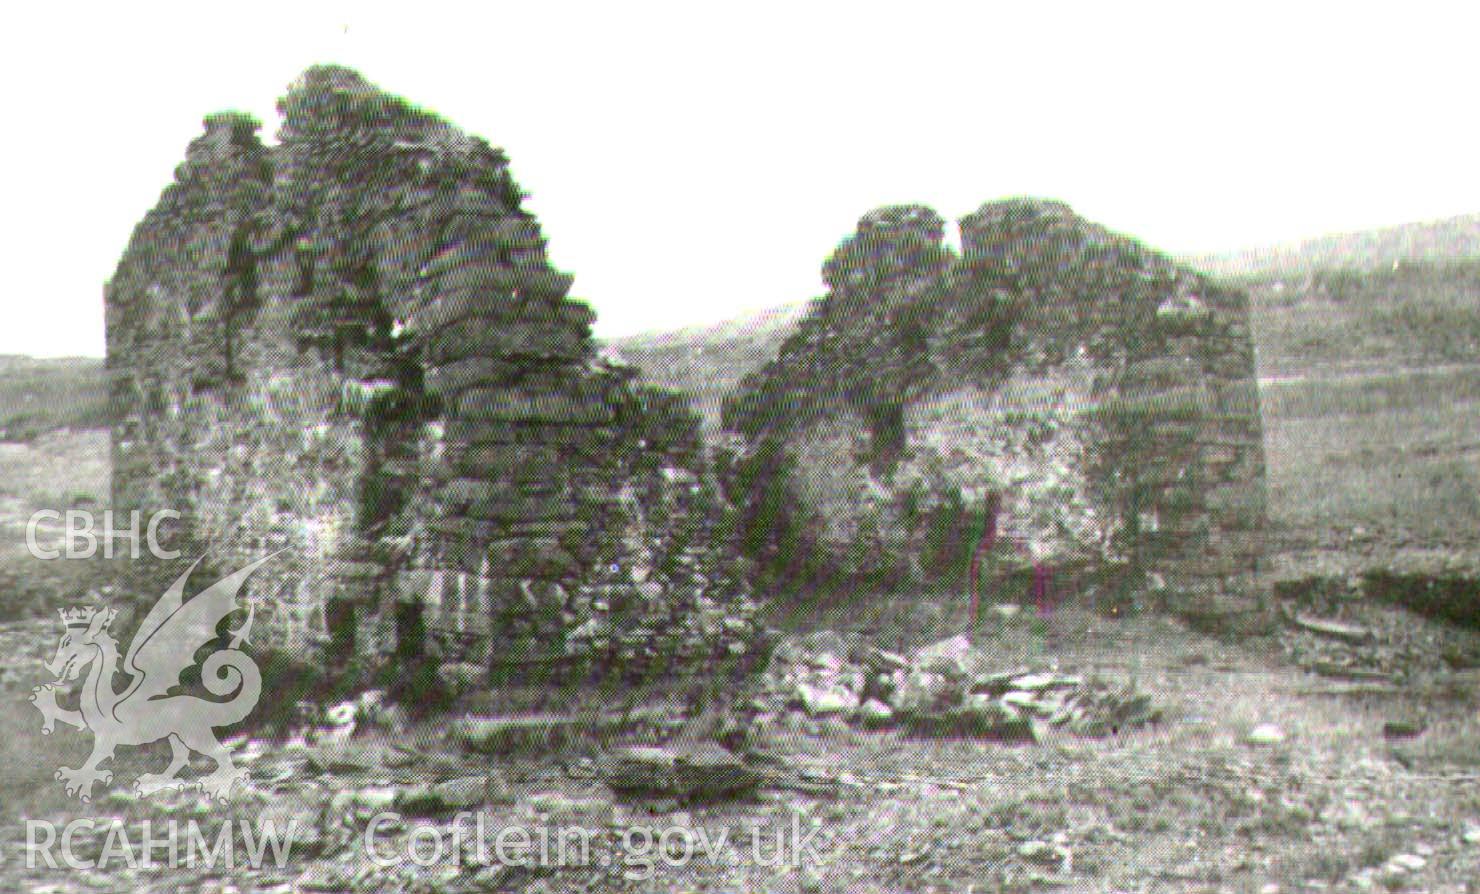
606 303 809 434
0 356 107 441
1184 213 1480 280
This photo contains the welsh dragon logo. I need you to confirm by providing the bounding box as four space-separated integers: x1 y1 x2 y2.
29 554 278 803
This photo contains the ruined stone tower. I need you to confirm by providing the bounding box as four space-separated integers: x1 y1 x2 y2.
726 199 1268 628
105 67 758 676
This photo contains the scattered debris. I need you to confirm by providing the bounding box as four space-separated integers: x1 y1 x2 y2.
598 742 763 803
1287 611 1376 646
305 741 408 774
797 681 860 717
525 792 615 825
988 603 1023 621
1381 719 1427 740
1289 682 1404 698
1309 662 1394 683
1246 723 1287 746
306 698 363 745
1278 593 1480 683
766 632 1162 740
437 661 486 696
396 776 489 814
912 634 986 678
856 698 895 727
451 707 684 754
1018 836 1073 872
907 696 1037 742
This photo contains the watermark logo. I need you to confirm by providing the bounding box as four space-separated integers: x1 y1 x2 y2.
24 817 298 871
17 812 836 876
27 509 182 560
28 554 278 803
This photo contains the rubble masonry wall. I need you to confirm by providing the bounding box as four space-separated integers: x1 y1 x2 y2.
105 67 759 678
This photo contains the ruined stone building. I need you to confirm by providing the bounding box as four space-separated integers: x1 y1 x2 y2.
105 67 758 678
725 200 1268 627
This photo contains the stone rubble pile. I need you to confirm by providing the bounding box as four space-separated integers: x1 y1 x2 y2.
762 628 1162 740
597 742 763 803
1274 586 1480 682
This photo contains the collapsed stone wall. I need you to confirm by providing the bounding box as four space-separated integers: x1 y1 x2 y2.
105 67 759 679
724 200 1268 624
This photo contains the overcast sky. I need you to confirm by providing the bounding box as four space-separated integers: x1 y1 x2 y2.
2 1 1477 357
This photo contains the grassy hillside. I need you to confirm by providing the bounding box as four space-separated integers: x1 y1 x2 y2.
1250 260 1480 376
1244 259 1480 553
0 356 110 618
1261 367 1480 548
0 356 107 441
607 303 809 435
1184 212 1480 280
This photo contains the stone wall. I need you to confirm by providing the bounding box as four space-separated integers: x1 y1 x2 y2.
724 200 1268 624
105 67 759 679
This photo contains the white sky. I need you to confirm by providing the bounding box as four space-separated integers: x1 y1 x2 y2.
2 1 1478 357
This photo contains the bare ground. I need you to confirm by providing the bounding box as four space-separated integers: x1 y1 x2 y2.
0 603 1477 893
